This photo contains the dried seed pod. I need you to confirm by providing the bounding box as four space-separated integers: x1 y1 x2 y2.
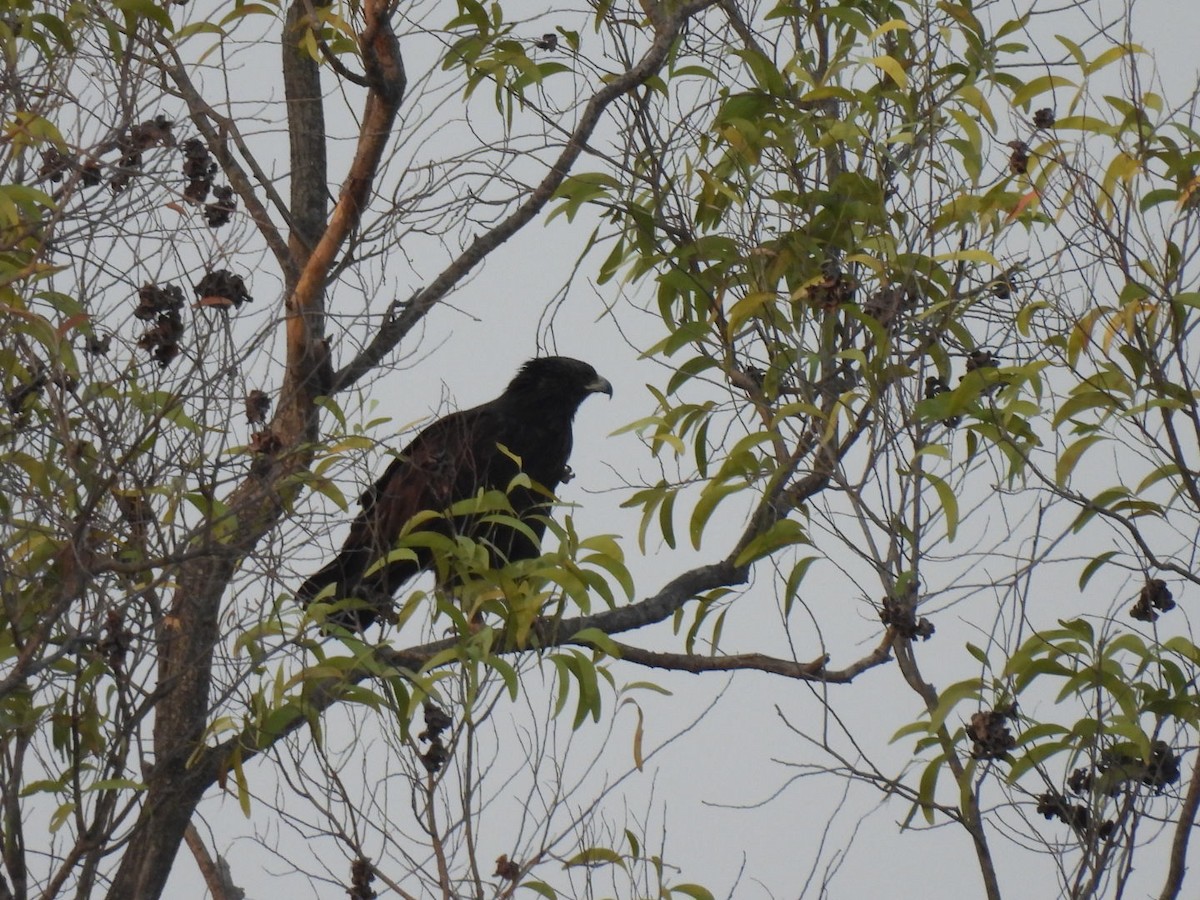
247 429 282 455
134 282 185 320
923 376 961 428
1035 791 1091 835
1130 578 1175 622
245 389 271 424
204 184 236 227
194 269 252 309
420 740 449 773
804 262 857 309
968 708 1017 760
39 147 73 183
965 349 998 372
84 333 112 356
1007 140 1030 175
421 702 453 740
109 151 141 193
863 285 910 324
6 363 48 421
349 857 376 900
880 594 935 640
80 160 102 188
130 114 175 150
495 855 520 881
1067 767 1092 795
99 608 134 672
180 137 216 203
134 284 186 368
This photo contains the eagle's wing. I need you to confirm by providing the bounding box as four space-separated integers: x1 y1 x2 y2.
298 357 609 632
298 405 497 628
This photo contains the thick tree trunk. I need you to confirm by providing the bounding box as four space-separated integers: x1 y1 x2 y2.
103 557 237 900
103 3 406 896
282 0 329 282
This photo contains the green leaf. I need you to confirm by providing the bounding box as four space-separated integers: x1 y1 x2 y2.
689 481 745 550
231 747 252 817
891 719 929 744
487 653 520 699
1006 738 1068 783
1085 43 1143 76
965 643 990 665
563 846 624 868
112 0 174 30
916 753 948 825
570 627 622 657
1056 435 1106 486
932 248 999 266
549 172 623 222
173 20 225 42
924 473 959 541
85 778 147 792
1045 117 1109 138
733 518 807 566
49 802 76 834
1078 551 1118 589
670 885 717 900
1053 391 1119 429
928 678 983 731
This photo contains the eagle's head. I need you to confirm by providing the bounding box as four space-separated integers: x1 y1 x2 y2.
506 357 612 416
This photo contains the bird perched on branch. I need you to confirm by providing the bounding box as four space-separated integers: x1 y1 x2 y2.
298 356 612 630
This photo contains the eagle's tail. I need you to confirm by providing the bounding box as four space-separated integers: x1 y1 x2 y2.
297 548 381 631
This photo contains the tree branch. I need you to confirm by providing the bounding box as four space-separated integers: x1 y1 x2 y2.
601 635 892 684
1159 743 1200 899
104 2 407 897
332 0 721 392
184 824 244 900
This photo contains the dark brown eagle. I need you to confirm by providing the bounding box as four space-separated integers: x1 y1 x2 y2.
299 356 612 630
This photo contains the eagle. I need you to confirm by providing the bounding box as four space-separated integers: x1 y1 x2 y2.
299 356 612 630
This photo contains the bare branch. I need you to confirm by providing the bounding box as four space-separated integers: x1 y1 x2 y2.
601 639 892 684
184 824 245 900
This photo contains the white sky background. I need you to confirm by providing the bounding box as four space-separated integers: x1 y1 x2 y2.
106 0 1200 897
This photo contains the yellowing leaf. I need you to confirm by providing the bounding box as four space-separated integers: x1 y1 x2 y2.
870 54 907 89
932 248 999 266
1102 152 1141 198
1011 74 1077 110
726 290 776 336
1006 188 1040 222
1179 175 1200 209
1085 43 1144 76
869 19 911 40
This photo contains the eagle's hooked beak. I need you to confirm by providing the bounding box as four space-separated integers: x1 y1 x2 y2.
588 375 614 397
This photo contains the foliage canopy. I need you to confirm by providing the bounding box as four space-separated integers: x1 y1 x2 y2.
2 0 1200 897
